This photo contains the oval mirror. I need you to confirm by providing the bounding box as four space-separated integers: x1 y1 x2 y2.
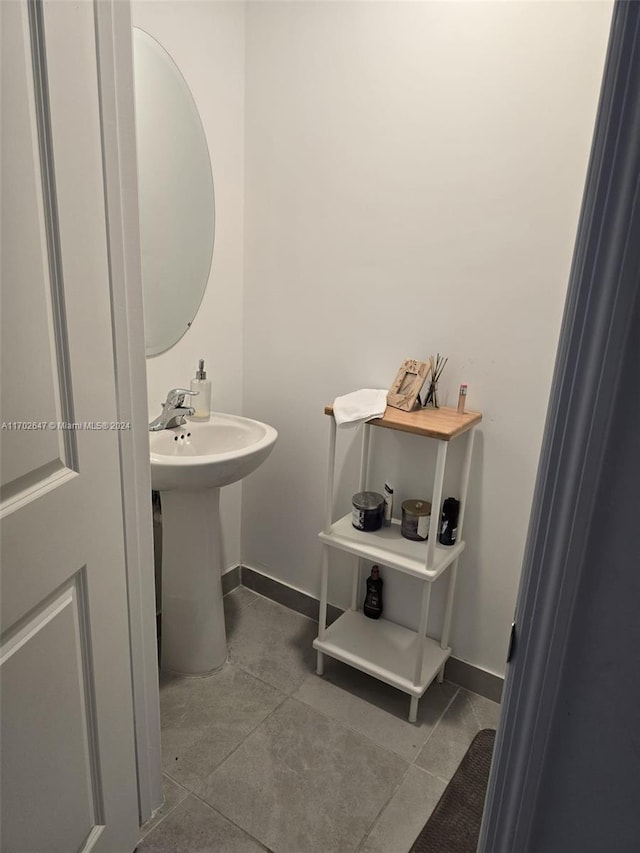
132 28 215 356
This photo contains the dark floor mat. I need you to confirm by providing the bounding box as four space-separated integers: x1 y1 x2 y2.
409 728 496 853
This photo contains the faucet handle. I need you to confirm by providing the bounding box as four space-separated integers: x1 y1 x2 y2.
166 388 199 406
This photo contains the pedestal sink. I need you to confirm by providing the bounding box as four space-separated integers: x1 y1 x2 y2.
150 413 277 675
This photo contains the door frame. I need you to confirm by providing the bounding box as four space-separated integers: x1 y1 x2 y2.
478 2 640 849
94 0 162 822
92 0 639 834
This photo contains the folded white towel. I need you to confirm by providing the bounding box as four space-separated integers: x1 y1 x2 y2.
332 389 388 428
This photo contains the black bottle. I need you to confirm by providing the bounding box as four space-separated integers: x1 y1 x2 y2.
363 565 383 619
439 497 460 546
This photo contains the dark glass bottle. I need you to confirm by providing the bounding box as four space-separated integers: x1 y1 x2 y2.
439 497 460 546
363 565 383 619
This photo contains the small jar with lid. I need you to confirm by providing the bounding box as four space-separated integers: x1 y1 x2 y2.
401 499 431 541
352 491 384 532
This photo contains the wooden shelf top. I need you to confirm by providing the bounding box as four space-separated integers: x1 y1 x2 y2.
324 403 482 440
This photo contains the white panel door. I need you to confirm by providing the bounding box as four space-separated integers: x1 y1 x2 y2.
1 2 140 851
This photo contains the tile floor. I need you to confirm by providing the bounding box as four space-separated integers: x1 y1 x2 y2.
138 587 501 853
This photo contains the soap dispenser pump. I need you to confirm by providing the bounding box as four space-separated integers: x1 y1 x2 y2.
190 359 211 420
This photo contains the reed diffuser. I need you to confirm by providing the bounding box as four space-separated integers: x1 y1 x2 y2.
424 354 447 408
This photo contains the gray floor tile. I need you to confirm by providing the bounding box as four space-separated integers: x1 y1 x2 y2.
466 688 501 730
160 663 285 786
293 659 458 761
224 586 260 637
357 765 447 853
139 775 189 841
149 589 499 853
414 688 499 782
227 595 318 694
137 794 269 852
193 697 408 853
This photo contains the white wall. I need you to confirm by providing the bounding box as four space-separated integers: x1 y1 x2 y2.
242 1 612 677
133 0 246 570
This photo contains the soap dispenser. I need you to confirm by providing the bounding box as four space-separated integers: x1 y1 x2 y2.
190 359 211 420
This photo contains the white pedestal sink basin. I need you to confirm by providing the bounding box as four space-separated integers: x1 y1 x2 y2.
150 413 277 675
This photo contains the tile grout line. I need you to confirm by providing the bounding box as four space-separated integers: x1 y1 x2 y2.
153 588 495 852
352 685 463 851
167 685 439 853
230 608 464 767
227 655 305 699
408 684 461 766
137 776 191 843
353 759 416 853
157 677 286 853
228 588 481 750
186 791 275 853
234 583 504 703
290 683 457 766
198 682 290 774
351 685 461 853
353 757 442 853
467 694 483 731
353 761 451 853
465 690 498 733
413 763 451 786
154 780 275 853
153 646 289 849
160 666 290 797
227 587 464 764
224 588 261 609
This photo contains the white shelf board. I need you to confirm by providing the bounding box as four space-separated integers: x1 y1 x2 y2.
313 609 450 698
318 515 464 579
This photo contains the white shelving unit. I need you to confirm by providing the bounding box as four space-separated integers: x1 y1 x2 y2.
313 403 482 722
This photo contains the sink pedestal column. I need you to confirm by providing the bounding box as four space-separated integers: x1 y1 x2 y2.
160 487 227 675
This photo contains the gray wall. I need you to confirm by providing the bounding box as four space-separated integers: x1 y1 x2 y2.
242 0 612 677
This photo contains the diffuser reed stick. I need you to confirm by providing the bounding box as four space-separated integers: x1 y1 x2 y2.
424 353 448 407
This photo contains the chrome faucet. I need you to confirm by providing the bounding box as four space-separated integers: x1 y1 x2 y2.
149 388 199 431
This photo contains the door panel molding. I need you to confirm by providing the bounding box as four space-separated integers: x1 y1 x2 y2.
1 0 75 494
1 570 106 851
0 460 74 512
28 0 77 469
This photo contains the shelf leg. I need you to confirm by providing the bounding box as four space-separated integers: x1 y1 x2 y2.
456 427 476 541
350 423 370 612
413 583 432 687
316 547 329 676
358 423 371 492
318 547 329 641
440 557 459 653
351 558 364 611
409 696 419 723
323 417 337 534
426 440 448 571
436 427 475 684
